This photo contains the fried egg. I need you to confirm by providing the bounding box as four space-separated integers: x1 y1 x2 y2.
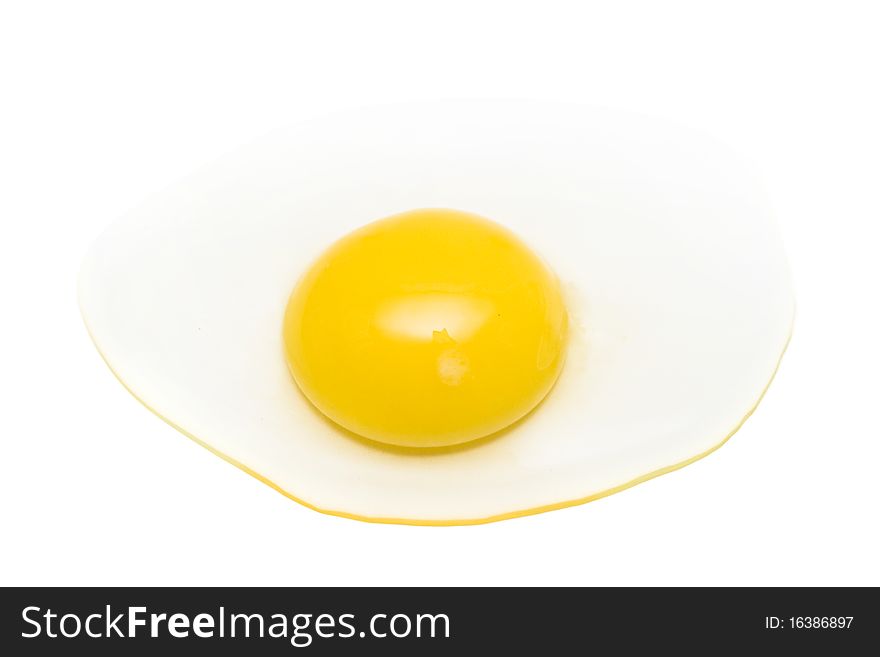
78 101 794 524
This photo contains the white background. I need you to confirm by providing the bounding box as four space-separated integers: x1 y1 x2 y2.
1 1 878 586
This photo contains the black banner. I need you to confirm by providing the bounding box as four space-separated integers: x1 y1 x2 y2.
1 587 875 654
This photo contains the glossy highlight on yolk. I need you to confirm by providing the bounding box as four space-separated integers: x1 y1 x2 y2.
282 209 568 448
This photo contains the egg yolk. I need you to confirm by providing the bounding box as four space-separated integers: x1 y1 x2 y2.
282 208 568 448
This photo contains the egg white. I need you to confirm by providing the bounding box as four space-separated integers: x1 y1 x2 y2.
78 101 794 524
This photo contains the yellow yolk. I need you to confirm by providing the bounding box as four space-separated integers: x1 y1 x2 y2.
282 209 568 448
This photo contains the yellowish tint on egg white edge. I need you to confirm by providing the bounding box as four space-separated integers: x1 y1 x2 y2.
80 301 794 526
